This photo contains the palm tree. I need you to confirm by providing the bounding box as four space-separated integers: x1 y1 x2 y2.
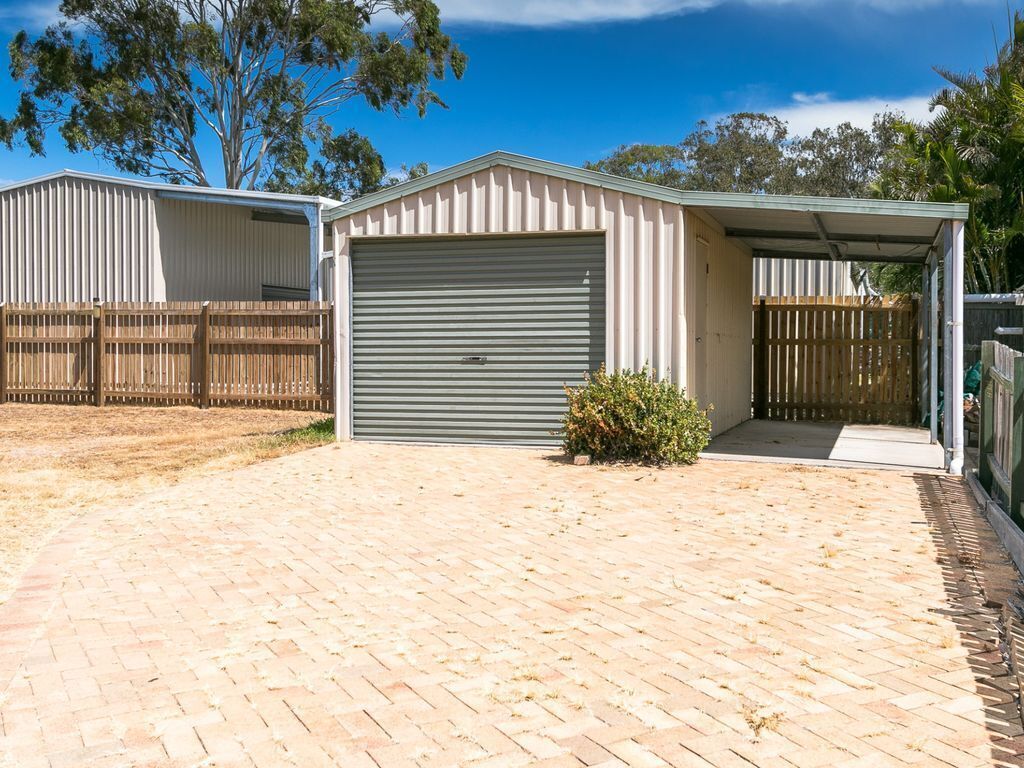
873 11 1024 293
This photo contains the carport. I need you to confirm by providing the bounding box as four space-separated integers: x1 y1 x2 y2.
692 195 968 473
327 151 968 474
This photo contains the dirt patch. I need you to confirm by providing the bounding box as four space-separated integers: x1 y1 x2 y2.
0 403 329 600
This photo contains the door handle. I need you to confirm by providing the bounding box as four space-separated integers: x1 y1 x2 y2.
462 355 487 364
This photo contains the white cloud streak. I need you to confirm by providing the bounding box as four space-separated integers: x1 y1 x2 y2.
0 2 62 30
0 0 998 31
762 92 937 134
432 0 995 26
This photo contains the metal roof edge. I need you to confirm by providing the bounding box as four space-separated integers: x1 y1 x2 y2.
0 169 340 208
325 150 970 222
323 151 512 221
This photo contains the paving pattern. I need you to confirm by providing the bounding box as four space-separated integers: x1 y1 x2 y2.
0 442 1023 767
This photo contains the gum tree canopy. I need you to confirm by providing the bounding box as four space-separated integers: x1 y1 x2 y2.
0 0 466 191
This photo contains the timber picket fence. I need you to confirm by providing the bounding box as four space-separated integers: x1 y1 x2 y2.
752 296 920 424
979 340 1024 525
0 301 333 411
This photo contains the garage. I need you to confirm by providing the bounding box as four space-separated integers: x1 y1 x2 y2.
350 234 605 444
329 151 967 473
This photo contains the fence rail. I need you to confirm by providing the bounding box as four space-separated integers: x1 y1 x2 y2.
980 340 1024 523
752 296 920 424
0 301 333 411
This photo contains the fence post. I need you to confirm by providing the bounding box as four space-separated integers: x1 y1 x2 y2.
324 304 333 412
199 302 211 409
1012 354 1024 524
94 303 105 407
754 298 767 420
980 340 995 494
0 304 7 404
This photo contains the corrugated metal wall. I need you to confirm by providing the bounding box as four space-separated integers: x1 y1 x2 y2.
692 212 754 434
350 235 605 444
753 256 862 297
155 198 309 300
332 164 756 439
1 177 159 302
1 177 310 303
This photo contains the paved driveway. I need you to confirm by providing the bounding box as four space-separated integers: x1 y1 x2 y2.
1 443 1022 767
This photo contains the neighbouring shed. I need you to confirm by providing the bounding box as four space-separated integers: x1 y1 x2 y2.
753 254 864 297
0 171 336 303
327 151 967 473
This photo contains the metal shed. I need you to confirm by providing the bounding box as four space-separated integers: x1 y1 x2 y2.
0 170 337 303
326 151 967 473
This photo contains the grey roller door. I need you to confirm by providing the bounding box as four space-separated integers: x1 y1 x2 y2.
351 235 605 445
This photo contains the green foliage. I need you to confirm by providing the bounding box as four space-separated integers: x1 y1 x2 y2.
585 142 687 189
264 126 429 199
586 111 904 199
587 112 906 294
792 113 905 198
561 366 712 465
0 1 465 192
264 417 335 449
680 113 795 194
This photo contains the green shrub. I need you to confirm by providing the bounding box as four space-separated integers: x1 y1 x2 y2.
560 366 712 465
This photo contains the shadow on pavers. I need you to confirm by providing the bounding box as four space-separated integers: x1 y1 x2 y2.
914 473 1024 762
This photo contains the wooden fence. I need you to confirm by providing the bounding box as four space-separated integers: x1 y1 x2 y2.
979 340 1024 524
753 296 920 424
0 302 333 411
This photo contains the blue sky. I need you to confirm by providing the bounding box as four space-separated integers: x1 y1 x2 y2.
0 0 1015 186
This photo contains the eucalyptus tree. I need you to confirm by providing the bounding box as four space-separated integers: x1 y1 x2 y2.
0 0 466 193
587 113 795 194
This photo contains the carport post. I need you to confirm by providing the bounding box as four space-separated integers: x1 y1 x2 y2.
919 264 928 427
929 250 939 444
943 220 965 474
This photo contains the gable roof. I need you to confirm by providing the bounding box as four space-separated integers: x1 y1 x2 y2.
0 169 340 209
323 150 969 223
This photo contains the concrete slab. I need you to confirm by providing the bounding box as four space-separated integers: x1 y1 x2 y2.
703 419 945 471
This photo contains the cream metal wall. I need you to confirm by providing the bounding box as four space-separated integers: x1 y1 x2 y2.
332 164 755 439
1 177 310 303
753 256 862 297
155 198 309 300
1 176 159 302
691 212 754 433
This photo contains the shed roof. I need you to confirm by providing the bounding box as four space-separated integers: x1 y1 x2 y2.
327 151 967 265
0 169 341 210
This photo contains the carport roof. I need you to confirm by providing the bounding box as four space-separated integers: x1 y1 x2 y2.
326 150 968 265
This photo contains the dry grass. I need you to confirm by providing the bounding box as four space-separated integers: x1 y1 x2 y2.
0 403 332 600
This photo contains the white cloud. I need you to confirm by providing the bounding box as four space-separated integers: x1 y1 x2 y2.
0 0 997 31
432 0 995 26
0 2 62 30
433 0 711 25
765 92 937 135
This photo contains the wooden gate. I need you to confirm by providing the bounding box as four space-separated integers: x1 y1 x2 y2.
752 296 920 424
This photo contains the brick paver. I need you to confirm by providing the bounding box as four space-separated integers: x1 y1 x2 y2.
0 442 1022 767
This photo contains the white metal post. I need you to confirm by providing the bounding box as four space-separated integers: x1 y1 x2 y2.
919 264 928 427
305 203 321 300
943 220 965 474
930 251 939 443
